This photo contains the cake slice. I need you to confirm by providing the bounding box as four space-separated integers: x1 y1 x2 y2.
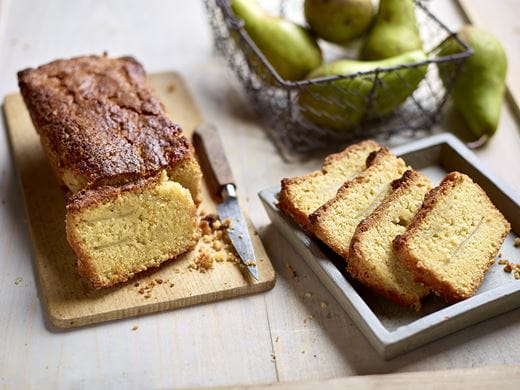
278 140 380 227
66 171 199 288
348 170 431 309
393 172 511 303
310 148 407 258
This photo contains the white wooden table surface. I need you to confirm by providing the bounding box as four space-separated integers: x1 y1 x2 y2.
0 0 519 389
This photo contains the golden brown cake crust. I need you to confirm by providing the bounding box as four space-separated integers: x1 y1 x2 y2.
66 172 163 215
278 140 380 228
322 140 380 167
18 54 191 188
393 171 511 303
348 170 430 309
66 173 198 288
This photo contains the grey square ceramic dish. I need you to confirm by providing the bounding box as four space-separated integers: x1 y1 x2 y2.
259 133 520 359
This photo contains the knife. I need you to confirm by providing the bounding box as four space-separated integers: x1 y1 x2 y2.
193 123 259 280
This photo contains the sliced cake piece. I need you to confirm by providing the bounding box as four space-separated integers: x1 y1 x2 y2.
310 148 408 258
278 140 380 227
66 171 199 288
348 170 431 310
393 172 511 303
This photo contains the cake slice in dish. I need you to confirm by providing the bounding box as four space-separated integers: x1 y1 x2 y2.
278 140 380 228
349 170 431 310
310 147 408 258
393 171 510 303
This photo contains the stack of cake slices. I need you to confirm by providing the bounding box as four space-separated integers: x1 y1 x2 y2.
278 141 510 310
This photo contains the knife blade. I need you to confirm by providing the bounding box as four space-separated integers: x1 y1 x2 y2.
193 123 259 280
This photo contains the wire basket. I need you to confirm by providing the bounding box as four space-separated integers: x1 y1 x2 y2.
205 0 472 159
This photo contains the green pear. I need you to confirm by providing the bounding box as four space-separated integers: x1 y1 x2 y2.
438 25 507 140
304 0 374 44
360 0 422 60
299 50 427 130
231 0 322 81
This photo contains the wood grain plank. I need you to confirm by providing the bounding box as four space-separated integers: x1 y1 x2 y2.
2 72 276 329
197 365 520 389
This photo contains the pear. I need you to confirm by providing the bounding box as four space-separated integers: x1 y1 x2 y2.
360 0 422 60
299 50 427 130
304 0 374 44
438 25 507 140
231 0 322 81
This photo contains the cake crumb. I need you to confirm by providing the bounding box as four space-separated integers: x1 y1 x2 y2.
319 301 328 309
170 283 175 288
214 252 226 262
275 336 279 343
190 250 214 272
199 220 212 235
222 218 232 228
131 325 139 331
304 292 313 299
14 277 23 285
270 353 276 362
499 259 520 276
514 238 520 247
285 263 298 280
303 315 314 325
155 278 163 284
191 213 242 273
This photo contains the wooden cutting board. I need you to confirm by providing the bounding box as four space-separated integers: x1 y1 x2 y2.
2 72 276 329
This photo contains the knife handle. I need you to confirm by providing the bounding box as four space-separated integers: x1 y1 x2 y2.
193 123 236 198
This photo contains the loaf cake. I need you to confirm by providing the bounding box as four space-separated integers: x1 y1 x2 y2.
278 140 380 227
67 171 199 288
310 148 407 258
349 170 431 309
393 172 510 303
17 54 202 204
18 54 203 287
